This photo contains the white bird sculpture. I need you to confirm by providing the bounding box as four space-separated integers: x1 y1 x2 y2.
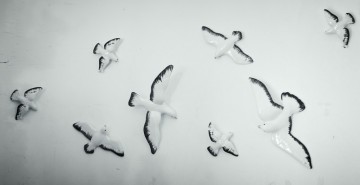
128 65 177 154
10 87 43 120
249 77 312 169
207 122 238 157
93 38 121 72
73 122 124 157
201 26 253 64
324 9 355 48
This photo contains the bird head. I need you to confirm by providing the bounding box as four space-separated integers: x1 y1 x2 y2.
101 125 109 135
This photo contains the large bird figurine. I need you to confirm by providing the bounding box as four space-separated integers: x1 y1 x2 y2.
128 65 177 154
249 77 312 169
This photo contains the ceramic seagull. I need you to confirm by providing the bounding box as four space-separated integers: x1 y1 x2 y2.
249 77 312 169
201 26 253 64
207 122 238 157
324 9 355 48
93 38 121 72
73 122 124 157
128 65 177 154
10 87 43 120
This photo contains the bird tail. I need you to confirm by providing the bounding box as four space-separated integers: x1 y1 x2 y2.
281 92 305 115
93 43 106 54
10 90 20 101
232 31 242 41
128 92 141 107
344 13 355 25
84 144 95 154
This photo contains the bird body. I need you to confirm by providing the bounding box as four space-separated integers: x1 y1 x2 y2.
214 35 238 59
129 92 177 118
13 95 38 111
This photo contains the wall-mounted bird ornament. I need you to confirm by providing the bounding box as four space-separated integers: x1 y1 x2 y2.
202 26 253 64
73 122 124 157
249 77 312 169
324 9 355 48
128 65 177 154
207 122 238 157
93 38 121 72
10 87 43 120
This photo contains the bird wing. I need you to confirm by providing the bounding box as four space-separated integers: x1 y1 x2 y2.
99 56 110 72
144 111 162 154
222 140 239 157
249 77 283 121
208 122 223 142
201 26 227 46
345 13 355 25
73 122 95 140
341 28 350 48
24 87 43 101
150 65 174 104
93 43 107 55
10 90 19 101
207 144 222 156
227 45 254 64
272 118 312 169
100 138 124 157
15 104 29 120
324 9 338 26
104 38 121 52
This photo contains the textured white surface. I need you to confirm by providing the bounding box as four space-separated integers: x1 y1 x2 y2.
0 0 360 185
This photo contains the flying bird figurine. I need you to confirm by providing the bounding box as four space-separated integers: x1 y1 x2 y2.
128 65 177 154
93 38 121 72
249 77 312 169
201 26 253 64
207 122 238 157
324 9 355 48
73 122 124 157
10 87 43 120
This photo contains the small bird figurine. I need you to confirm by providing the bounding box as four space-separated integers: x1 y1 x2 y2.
93 38 121 72
73 122 124 157
201 26 253 64
249 77 312 169
324 9 355 48
207 122 238 157
10 87 43 120
128 65 177 154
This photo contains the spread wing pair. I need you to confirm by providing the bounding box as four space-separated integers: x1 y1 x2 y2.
93 38 121 72
144 65 174 154
128 65 175 154
208 122 238 157
249 77 312 169
73 122 124 157
202 26 253 64
324 9 355 48
10 87 43 120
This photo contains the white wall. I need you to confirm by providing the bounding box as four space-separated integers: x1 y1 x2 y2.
0 0 360 184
